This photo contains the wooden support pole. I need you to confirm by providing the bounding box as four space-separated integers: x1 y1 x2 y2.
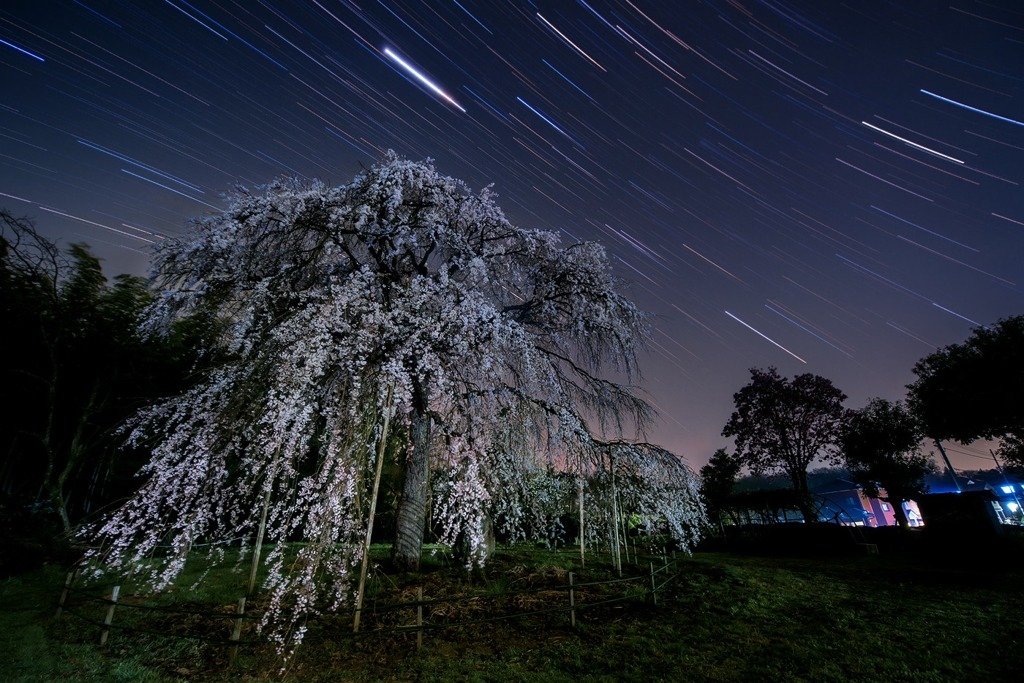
99 585 120 646
649 562 657 605
610 457 622 576
578 477 586 568
620 513 631 566
229 597 246 668
354 385 394 634
55 570 75 618
416 587 423 651
249 448 282 598
568 572 576 628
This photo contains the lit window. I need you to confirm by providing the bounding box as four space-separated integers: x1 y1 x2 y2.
1002 485 1015 494
881 503 890 511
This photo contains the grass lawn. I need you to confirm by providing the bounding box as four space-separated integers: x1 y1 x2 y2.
2 534 1022 681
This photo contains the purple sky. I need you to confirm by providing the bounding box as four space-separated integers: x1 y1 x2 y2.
2 1 1021 472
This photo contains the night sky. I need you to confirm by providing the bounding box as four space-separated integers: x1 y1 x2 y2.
3 1 1021 472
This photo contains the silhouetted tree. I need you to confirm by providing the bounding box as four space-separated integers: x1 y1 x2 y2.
908 316 1024 469
722 367 847 521
0 210 208 532
700 448 741 532
839 398 934 529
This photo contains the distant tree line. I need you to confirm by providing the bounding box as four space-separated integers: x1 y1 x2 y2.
705 314 1024 531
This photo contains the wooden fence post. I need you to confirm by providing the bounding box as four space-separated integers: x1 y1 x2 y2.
99 585 120 646
229 597 246 668
55 570 75 618
649 562 657 605
568 572 576 628
416 587 423 651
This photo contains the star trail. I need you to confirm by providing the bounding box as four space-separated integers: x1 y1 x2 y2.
2 1 1021 471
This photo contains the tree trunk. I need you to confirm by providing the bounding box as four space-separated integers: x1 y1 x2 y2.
790 469 816 523
40 375 102 534
454 512 495 564
392 390 430 571
890 498 910 530
45 481 72 534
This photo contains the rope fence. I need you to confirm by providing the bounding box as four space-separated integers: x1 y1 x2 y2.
52 551 684 667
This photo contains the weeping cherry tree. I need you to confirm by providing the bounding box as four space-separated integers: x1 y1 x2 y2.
82 154 705 652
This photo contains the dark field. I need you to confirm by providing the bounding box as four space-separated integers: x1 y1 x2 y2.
3 532 1022 682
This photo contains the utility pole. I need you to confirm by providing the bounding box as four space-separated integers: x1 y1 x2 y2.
933 440 961 492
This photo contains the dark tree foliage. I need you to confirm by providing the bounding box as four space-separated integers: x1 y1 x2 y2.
725 488 807 525
998 435 1024 475
908 316 1024 469
0 210 209 532
839 398 934 529
722 367 847 521
699 448 741 531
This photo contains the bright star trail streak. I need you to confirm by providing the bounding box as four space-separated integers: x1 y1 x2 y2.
680 243 742 281
861 121 964 164
932 303 982 327
164 0 226 39
921 90 1024 127
2 1 1020 474
724 311 807 364
616 25 688 84
516 97 574 141
0 38 45 61
120 169 221 209
37 206 155 243
536 14 607 72
383 48 466 113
